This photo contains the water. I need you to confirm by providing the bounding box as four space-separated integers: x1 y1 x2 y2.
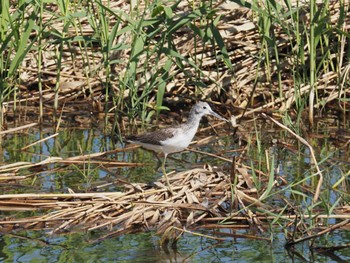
0 122 350 262
2 229 350 262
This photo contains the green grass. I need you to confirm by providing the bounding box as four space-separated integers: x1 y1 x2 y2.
0 0 349 130
0 1 349 255
233 0 349 125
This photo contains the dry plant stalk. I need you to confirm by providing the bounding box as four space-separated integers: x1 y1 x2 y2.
262 113 323 202
2 1 348 118
0 163 347 243
0 165 270 240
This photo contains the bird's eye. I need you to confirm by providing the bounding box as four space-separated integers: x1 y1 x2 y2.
203 106 207 109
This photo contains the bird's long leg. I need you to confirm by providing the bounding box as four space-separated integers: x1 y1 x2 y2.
161 153 174 195
153 152 162 169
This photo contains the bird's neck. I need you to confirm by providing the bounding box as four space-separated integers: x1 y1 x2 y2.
186 110 202 127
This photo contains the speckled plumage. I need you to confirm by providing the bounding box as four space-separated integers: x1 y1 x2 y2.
126 127 176 146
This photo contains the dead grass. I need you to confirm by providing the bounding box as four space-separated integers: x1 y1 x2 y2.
3 1 349 119
0 155 348 245
1 1 350 249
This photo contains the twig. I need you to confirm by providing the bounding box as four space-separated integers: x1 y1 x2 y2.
21 133 59 150
0 123 38 135
171 226 226 241
286 219 350 246
262 113 323 202
187 148 232 162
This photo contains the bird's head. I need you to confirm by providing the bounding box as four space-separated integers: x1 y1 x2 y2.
192 101 226 121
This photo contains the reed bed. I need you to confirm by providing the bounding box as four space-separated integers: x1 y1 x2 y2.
0 107 348 249
0 154 348 246
1 0 349 126
1 0 350 253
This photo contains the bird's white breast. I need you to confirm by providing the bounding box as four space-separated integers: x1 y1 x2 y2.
160 125 198 154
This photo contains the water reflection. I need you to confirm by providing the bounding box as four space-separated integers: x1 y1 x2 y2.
0 120 349 262
3 228 350 262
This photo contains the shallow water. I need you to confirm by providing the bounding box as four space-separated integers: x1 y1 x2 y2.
0 119 350 262
2 228 350 262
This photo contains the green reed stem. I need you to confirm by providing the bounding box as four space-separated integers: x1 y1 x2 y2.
38 0 44 120
308 0 316 126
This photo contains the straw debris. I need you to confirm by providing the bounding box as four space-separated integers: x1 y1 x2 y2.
3 1 349 119
0 164 270 240
0 155 348 244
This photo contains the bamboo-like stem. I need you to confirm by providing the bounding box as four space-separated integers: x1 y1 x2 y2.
0 123 38 135
308 0 316 126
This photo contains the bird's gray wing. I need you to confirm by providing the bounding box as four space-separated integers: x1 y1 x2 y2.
126 127 178 146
